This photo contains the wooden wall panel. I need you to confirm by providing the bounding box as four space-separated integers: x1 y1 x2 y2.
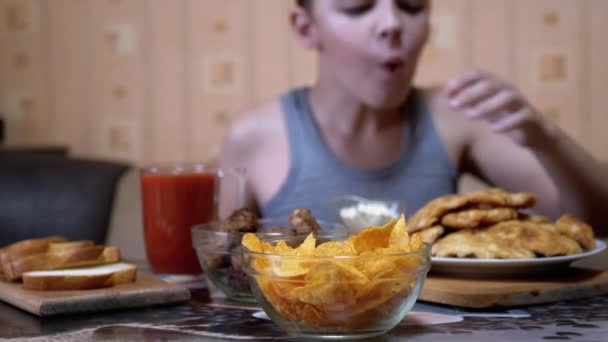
589 0 608 161
47 0 86 153
415 0 471 86
146 0 187 164
85 0 147 162
0 0 48 144
513 0 585 143
469 0 511 80
84 0 110 156
251 0 291 105
188 0 253 164
0 0 605 163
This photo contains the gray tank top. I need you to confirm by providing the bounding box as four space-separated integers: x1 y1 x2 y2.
261 87 457 221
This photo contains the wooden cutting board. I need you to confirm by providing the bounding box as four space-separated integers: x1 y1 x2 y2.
0 274 190 316
420 269 608 308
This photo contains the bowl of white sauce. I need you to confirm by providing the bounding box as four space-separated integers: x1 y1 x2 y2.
330 195 407 233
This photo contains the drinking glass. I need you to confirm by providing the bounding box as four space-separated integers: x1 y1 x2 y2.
140 164 245 280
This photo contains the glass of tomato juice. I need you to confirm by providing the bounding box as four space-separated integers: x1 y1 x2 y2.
140 164 245 279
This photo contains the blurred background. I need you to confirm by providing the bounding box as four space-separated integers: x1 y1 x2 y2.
0 0 607 165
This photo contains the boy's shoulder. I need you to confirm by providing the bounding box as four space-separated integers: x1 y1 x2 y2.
223 98 286 154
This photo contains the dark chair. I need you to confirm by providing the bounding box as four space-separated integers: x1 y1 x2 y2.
0 117 4 144
0 154 130 246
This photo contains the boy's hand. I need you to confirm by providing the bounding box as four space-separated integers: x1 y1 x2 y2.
446 69 548 147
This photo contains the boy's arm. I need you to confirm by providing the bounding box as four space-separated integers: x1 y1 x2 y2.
448 70 608 235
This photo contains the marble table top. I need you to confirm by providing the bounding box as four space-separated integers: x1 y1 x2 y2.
1 240 607 342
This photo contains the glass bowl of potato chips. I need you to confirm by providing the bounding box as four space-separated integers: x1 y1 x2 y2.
242 215 431 339
192 215 349 303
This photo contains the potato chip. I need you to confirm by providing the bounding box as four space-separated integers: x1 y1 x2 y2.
295 233 316 256
275 240 295 255
388 214 410 251
261 240 277 253
290 262 363 306
351 219 395 253
355 251 399 279
242 233 262 252
242 233 272 271
314 241 355 257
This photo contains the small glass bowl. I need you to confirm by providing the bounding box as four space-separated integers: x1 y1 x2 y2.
242 235 431 339
330 195 407 233
192 218 349 303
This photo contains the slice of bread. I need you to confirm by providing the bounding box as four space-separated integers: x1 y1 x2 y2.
0 236 68 266
3 246 121 281
47 240 95 253
22 262 137 290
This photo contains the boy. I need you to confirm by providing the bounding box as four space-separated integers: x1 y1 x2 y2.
220 0 608 234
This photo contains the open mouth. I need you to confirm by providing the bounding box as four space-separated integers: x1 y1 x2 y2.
382 58 404 73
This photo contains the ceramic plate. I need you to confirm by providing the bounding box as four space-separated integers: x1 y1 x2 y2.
430 240 606 276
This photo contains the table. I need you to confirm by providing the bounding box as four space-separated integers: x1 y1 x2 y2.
1 246 607 341
1 287 607 341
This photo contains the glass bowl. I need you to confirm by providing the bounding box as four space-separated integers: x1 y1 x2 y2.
242 235 431 339
330 195 407 233
192 218 349 303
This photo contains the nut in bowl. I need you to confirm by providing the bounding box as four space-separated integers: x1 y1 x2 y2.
192 208 349 303
330 195 406 234
242 215 431 339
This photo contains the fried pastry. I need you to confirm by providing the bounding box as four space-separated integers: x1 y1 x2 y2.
518 213 551 223
440 207 518 229
431 229 535 259
486 221 582 256
408 188 537 232
416 225 445 244
555 214 596 250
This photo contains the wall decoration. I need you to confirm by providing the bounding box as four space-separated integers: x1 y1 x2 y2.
428 14 458 49
202 54 242 93
420 47 438 64
213 20 227 34
543 107 561 121
214 110 229 126
13 52 28 69
1 91 33 121
543 12 560 27
535 51 568 84
5 2 28 31
103 119 140 160
104 23 137 56
112 85 128 100
20 97 34 116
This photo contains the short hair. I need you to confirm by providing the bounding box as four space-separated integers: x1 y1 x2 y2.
296 0 311 10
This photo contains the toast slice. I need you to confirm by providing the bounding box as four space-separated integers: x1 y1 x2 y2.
47 240 95 253
22 262 137 290
0 236 68 266
2 246 121 281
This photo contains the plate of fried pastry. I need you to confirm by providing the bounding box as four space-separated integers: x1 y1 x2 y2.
408 188 606 276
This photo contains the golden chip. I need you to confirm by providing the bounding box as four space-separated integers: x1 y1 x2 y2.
388 214 410 251
314 241 356 257
351 219 395 253
242 233 263 252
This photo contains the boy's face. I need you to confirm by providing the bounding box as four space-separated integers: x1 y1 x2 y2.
308 0 430 110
